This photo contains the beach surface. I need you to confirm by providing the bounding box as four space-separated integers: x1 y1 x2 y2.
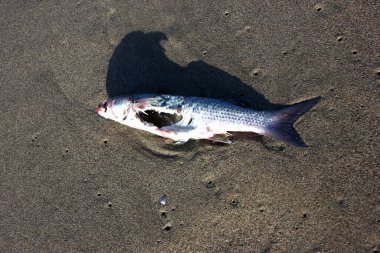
1 1 379 252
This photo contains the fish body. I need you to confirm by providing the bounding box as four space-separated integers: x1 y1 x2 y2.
97 94 320 147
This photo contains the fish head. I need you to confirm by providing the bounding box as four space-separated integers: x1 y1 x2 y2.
97 98 132 123
97 96 164 133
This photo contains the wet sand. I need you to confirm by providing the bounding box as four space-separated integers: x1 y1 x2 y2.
1 1 379 252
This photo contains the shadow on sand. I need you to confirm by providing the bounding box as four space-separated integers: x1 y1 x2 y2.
106 31 282 111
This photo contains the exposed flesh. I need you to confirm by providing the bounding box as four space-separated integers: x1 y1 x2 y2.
137 110 183 128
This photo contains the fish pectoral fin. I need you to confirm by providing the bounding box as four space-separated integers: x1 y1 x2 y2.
209 133 232 144
164 139 189 145
165 139 188 146
160 124 196 133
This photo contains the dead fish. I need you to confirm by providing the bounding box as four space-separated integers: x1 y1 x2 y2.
97 94 320 147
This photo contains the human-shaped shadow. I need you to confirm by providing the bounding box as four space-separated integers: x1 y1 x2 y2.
106 31 280 110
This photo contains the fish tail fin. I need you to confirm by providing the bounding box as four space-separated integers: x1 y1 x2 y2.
264 96 321 147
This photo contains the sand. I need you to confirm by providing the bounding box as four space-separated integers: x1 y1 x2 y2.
1 1 379 252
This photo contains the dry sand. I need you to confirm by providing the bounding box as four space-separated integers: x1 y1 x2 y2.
1 1 379 252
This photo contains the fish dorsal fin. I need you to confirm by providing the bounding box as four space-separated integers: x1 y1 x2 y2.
225 99 248 107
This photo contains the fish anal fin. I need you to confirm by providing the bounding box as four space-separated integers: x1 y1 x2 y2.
209 133 232 144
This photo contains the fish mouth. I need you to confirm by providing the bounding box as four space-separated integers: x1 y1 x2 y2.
97 100 108 114
137 110 183 128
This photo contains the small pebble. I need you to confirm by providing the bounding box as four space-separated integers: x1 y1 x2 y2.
160 194 167 206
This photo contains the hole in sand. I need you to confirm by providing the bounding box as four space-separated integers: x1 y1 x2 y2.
313 4 323 12
314 5 322 11
206 180 215 188
162 223 172 231
138 110 183 128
